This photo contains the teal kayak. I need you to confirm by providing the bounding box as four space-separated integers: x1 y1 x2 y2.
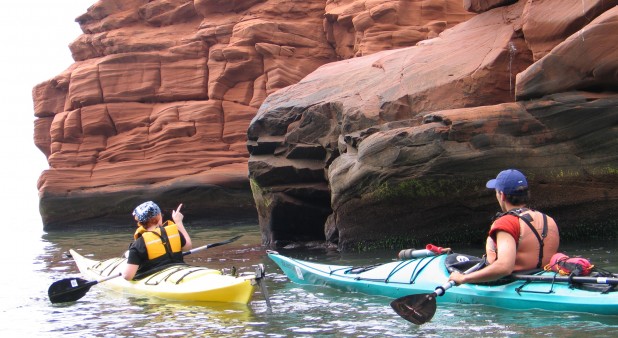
267 251 618 316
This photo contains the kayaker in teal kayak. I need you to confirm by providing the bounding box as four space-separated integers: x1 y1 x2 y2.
449 169 560 285
123 201 193 280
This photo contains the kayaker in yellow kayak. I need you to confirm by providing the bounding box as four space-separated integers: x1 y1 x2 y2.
123 201 193 280
449 169 560 285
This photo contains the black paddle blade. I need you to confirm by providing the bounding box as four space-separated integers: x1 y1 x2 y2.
208 235 243 249
48 277 95 304
220 235 243 245
390 293 437 325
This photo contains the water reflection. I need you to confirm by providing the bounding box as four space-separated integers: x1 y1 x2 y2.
2 223 617 337
47 295 259 337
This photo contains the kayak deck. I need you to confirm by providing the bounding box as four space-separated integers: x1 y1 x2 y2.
268 251 618 315
70 249 257 304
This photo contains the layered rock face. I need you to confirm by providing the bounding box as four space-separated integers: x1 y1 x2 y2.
248 1 618 249
33 0 473 229
34 0 331 228
35 1 617 250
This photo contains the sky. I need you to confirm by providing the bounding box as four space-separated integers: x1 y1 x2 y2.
0 1 94 226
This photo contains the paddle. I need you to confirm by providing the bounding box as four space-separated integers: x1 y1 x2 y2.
182 235 243 256
391 268 618 324
48 235 244 304
254 263 273 311
390 262 483 325
511 273 618 285
48 273 122 304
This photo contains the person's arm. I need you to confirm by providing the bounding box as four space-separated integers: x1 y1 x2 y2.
485 236 497 264
123 263 139 281
123 244 142 280
172 203 192 251
450 231 517 284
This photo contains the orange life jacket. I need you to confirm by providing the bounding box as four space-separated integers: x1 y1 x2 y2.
141 221 182 260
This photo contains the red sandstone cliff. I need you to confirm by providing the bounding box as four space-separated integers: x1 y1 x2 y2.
247 0 618 249
34 1 618 250
33 0 473 229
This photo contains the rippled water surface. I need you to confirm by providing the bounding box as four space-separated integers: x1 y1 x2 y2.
2 222 617 337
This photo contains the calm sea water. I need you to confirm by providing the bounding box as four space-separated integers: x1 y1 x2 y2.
2 220 617 337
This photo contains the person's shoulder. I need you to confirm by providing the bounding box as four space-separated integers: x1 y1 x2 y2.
490 214 518 232
538 211 558 226
494 213 519 225
529 209 557 222
130 237 146 249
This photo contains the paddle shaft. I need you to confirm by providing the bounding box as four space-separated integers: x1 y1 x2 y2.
254 263 272 311
182 235 242 256
425 271 618 299
73 273 122 291
432 262 484 296
98 273 123 284
512 273 618 285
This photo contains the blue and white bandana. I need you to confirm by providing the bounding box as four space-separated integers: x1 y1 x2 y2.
132 201 161 223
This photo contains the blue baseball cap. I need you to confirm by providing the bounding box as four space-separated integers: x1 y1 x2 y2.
486 169 528 195
132 201 161 223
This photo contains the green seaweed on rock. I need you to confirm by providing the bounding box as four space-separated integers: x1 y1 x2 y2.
367 177 484 202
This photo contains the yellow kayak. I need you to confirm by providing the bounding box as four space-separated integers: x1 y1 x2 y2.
69 249 258 304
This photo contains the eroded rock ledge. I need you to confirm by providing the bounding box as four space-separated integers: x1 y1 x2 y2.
247 1 618 249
